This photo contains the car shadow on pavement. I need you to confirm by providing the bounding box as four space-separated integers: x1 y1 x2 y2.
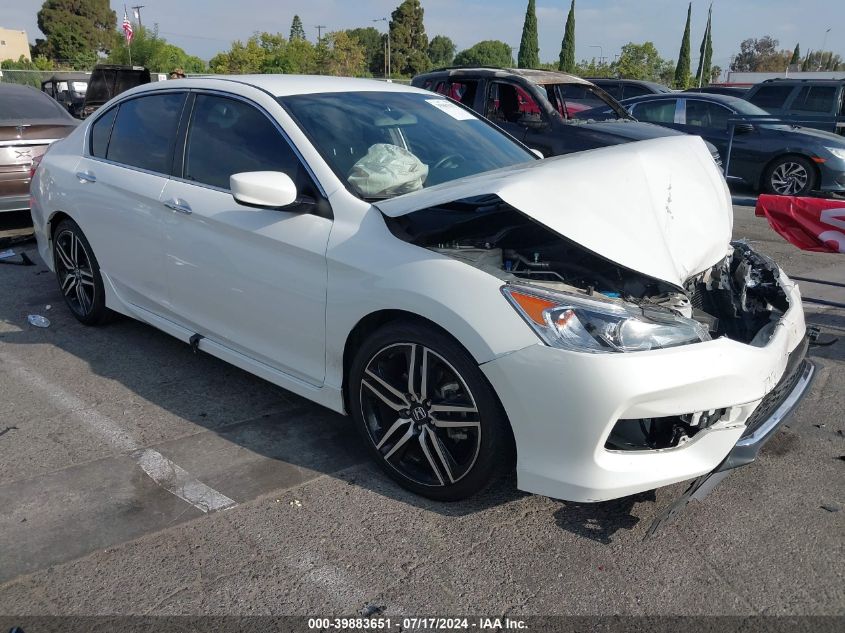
553 491 657 544
0 241 661 542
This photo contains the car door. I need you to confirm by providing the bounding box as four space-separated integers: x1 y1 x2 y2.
158 92 332 385
678 98 757 184
72 91 187 312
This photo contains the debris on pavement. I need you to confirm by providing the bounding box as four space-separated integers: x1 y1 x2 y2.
289 499 302 508
0 426 19 438
0 250 34 266
820 504 841 513
27 315 51 328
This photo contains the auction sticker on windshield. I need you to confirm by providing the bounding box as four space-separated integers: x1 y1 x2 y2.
426 98 476 120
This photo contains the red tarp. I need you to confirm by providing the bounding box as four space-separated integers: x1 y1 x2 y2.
755 194 845 253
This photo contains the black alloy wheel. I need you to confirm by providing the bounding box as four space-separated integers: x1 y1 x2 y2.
53 219 110 325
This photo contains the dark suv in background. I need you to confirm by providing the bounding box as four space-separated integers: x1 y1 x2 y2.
411 67 720 162
744 79 845 135
80 64 151 119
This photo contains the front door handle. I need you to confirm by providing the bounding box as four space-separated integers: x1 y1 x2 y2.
163 198 192 215
75 171 96 183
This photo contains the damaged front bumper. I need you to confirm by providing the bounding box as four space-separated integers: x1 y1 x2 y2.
481 269 810 503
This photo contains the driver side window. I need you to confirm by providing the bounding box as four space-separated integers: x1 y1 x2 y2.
184 94 303 190
486 82 543 125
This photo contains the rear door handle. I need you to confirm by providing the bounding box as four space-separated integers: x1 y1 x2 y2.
163 198 192 215
75 171 96 183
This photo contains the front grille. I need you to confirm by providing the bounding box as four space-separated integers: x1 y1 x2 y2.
741 339 809 439
688 284 706 311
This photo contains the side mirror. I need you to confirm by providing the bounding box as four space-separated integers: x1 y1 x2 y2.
734 123 754 135
230 171 297 208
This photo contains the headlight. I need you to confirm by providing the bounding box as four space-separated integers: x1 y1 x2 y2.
825 147 845 161
502 285 710 353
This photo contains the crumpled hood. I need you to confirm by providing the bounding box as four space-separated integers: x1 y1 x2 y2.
376 135 733 287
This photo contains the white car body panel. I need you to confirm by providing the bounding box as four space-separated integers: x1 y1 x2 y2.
377 135 732 287
29 75 810 503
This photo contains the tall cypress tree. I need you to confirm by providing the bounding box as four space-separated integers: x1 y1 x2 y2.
558 0 576 72
790 43 801 65
695 4 712 87
674 3 692 89
518 0 540 68
289 15 306 41
801 50 812 72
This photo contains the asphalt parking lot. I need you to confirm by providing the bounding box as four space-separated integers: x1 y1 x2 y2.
0 205 843 618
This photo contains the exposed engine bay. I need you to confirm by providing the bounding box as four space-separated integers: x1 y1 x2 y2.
385 195 790 346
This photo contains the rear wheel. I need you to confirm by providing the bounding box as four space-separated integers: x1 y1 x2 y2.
53 219 111 325
348 321 514 501
763 155 817 196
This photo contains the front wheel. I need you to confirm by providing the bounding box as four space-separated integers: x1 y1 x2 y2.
763 155 817 196
348 321 514 501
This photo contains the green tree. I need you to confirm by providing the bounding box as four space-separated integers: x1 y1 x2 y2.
289 15 306 41
315 31 366 76
517 0 539 69
573 57 612 77
209 36 268 74
453 40 513 67
389 0 430 76
730 36 792 72
611 41 672 83
694 4 713 87
108 25 206 73
801 50 842 71
558 0 575 72
37 0 116 63
348 27 384 75
790 43 800 66
428 35 456 68
673 2 692 88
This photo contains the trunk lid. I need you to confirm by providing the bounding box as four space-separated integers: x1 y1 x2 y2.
375 135 733 287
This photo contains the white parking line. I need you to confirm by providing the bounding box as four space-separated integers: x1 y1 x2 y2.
1 352 236 514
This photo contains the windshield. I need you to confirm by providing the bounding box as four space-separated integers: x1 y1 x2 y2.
279 91 535 199
0 87 71 121
542 83 629 121
726 99 770 116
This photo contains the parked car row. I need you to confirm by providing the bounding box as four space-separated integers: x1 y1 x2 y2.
28 75 813 505
414 68 845 197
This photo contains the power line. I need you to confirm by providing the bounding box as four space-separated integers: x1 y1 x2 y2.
315 25 327 42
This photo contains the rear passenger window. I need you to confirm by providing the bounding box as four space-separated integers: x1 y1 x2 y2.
748 85 794 110
792 86 837 113
623 85 652 99
633 100 676 123
89 106 117 158
184 94 302 190
106 93 186 173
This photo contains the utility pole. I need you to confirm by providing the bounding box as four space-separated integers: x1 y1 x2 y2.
373 18 391 78
131 5 145 29
818 27 831 70
315 25 326 43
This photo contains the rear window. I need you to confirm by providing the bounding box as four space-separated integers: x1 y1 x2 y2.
0 87 69 121
106 93 186 173
791 86 837 113
623 84 653 99
748 85 794 110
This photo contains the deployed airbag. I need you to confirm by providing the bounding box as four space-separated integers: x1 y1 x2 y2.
348 143 429 197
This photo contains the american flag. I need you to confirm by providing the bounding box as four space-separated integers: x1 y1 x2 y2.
122 10 134 44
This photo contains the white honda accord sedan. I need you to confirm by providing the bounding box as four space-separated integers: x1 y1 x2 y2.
30 76 813 502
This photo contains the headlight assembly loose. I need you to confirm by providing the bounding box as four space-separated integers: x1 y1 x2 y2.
502 285 710 353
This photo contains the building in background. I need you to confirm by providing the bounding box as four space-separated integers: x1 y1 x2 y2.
724 70 845 87
0 28 31 62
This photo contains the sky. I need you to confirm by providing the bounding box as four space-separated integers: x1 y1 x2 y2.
5 0 844 73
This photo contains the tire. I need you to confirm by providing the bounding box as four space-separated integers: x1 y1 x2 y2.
348 321 514 501
763 155 817 196
52 219 111 326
